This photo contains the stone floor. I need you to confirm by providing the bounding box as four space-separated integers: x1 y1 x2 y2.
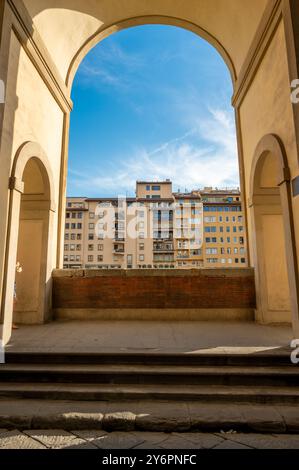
7 321 293 353
1 429 299 449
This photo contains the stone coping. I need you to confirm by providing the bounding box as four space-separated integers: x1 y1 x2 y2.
53 268 254 279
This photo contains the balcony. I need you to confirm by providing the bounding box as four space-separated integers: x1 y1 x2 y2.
113 242 125 254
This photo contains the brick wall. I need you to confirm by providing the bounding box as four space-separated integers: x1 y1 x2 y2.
52 269 256 310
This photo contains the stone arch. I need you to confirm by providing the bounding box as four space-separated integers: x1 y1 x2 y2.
1 142 56 345
66 15 237 89
250 134 299 335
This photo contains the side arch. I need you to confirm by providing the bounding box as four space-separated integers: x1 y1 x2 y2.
249 134 299 335
10 141 56 211
1 142 56 345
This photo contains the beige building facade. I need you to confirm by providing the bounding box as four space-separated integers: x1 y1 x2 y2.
0 0 299 344
63 182 247 270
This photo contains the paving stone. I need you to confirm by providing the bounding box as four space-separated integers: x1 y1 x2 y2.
102 412 136 431
159 435 200 449
0 431 46 449
31 412 103 430
240 407 286 433
220 433 299 449
214 439 252 449
24 429 86 449
70 430 108 442
173 432 225 449
130 432 169 447
136 403 190 432
86 432 145 449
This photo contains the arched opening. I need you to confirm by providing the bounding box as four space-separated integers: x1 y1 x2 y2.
0 143 55 344
250 135 299 335
13 158 53 325
65 24 246 272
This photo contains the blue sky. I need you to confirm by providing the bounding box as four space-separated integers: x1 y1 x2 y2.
68 25 239 197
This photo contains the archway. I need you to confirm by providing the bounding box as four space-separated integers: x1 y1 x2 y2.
0 142 56 344
250 135 299 336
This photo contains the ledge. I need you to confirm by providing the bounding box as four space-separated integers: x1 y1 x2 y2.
53 268 255 279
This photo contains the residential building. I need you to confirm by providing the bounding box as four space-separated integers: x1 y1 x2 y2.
64 182 247 269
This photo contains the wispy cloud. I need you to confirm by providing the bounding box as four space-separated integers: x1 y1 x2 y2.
77 41 145 91
68 107 239 197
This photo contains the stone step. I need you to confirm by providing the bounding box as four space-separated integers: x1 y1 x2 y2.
0 399 297 433
0 382 299 404
4 351 293 366
0 364 299 386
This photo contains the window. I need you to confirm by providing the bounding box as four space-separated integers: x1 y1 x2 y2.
240 237 244 244
233 226 237 233
72 213 76 219
88 244 94 251
227 248 231 254
77 223 82 229
66 213 70 219
65 223 70 229
139 255 145 262
139 232 145 239
88 256 94 262
204 216 216 223
65 234 69 240
89 223 94 230
76 255 81 262
206 248 218 255
207 258 218 264
220 227 224 233
71 234 76 240
88 234 94 240
64 245 69 252
241 258 246 264
146 185 150 191
77 234 82 240
228 258 232 264
71 223 76 230
98 255 103 262
98 244 104 251
64 255 68 262
78 212 83 219
89 212 95 219
234 248 238 254
235 258 239 264
139 243 145 250
226 227 230 233
152 185 161 191
70 244 75 251
221 248 225 255
76 245 81 251
227 237 231 243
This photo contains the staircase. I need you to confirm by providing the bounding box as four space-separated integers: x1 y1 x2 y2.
1 350 299 404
